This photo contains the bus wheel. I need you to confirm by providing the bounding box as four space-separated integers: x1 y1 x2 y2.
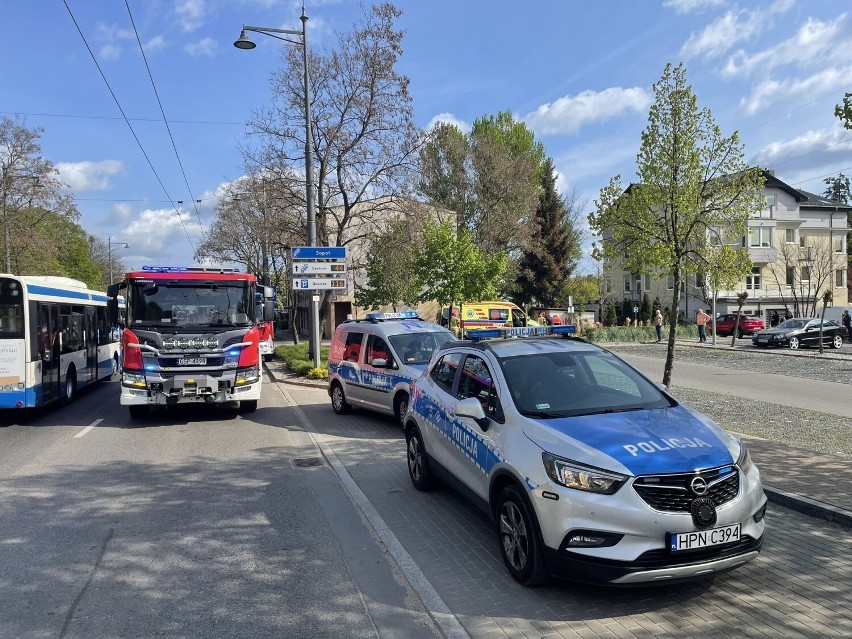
239 400 258 413
64 367 77 403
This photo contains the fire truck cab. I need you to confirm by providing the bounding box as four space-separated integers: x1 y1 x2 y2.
107 266 275 419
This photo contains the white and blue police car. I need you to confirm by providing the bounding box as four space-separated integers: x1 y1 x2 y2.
404 325 767 586
327 311 455 426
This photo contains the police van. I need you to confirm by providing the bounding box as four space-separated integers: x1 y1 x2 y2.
327 311 455 426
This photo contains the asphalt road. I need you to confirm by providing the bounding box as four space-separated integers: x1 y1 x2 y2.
2 363 851 639
0 378 440 639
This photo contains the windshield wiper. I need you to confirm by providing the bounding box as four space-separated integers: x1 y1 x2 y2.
575 406 645 416
519 410 566 419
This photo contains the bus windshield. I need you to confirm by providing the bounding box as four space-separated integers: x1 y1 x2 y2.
0 279 25 339
128 280 253 328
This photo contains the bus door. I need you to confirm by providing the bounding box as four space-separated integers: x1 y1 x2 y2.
85 307 98 381
38 305 60 403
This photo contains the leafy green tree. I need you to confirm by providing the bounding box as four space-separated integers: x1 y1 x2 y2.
605 301 618 326
418 111 545 255
621 298 633 324
590 62 764 386
822 173 850 204
653 295 662 313
415 219 507 324
836 93 852 130
355 217 421 311
515 159 576 306
17 210 102 288
563 274 600 313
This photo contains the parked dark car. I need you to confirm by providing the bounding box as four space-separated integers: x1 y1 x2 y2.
751 318 846 350
714 314 765 337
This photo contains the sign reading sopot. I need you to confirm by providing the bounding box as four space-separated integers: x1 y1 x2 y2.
289 246 349 291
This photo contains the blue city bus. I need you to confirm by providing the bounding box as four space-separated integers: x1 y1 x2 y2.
0 274 121 409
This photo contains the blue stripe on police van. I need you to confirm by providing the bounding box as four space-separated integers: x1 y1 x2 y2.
533 405 733 475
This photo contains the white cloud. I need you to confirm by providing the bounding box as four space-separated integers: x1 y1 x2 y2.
174 0 207 33
524 87 652 135
679 0 795 60
425 112 471 133
751 125 852 174
95 22 134 61
740 64 852 114
56 160 125 191
124 207 203 256
184 37 217 57
145 35 167 53
722 14 851 79
663 0 726 14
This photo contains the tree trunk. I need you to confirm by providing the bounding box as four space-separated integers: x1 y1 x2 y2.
663 270 682 387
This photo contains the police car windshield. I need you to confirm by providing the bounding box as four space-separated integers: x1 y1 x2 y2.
388 331 454 365
499 350 673 417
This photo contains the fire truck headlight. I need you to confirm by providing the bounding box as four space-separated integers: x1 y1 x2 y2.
235 367 260 385
122 372 146 388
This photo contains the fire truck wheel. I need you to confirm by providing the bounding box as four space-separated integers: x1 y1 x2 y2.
239 400 258 413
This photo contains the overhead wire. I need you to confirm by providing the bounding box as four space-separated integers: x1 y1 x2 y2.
61 0 195 253
123 0 205 236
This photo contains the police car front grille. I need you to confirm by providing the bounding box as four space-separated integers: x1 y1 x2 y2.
633 467 740 513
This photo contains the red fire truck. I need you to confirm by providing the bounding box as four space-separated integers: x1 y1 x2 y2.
107 266 275 419
256 285 276 362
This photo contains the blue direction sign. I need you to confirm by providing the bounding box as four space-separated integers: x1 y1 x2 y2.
291 246 347 260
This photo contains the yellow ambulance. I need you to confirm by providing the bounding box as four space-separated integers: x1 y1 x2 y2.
440 301 537 337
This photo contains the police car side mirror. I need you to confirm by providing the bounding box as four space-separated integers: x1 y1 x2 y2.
456 397 490 431
372 358 388 368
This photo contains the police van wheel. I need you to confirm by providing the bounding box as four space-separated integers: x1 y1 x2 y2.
496 485 550 586
394 393 409 428
330 382 351 415
406 425 435 491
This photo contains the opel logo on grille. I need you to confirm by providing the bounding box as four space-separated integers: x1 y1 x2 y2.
690 476 708 496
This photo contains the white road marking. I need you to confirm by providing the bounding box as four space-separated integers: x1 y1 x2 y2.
74 419 103 438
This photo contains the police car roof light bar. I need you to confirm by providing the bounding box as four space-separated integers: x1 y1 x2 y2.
365 310 420 322
467 324 576 342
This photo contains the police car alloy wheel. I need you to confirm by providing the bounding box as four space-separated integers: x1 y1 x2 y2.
406 425 436 490
395 394 409 428
330 381 351 414
496 485 550 586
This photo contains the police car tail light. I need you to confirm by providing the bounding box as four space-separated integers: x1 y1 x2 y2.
542 452 627 495
736 442 753 475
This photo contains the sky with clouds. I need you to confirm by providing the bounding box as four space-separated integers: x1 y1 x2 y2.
3 0 851 276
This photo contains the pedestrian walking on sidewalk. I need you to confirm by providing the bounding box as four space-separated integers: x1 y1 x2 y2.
655 309 663 342
696 309 710 343
842 310 851 343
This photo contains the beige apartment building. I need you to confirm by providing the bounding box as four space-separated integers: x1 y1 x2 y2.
601 170 851 323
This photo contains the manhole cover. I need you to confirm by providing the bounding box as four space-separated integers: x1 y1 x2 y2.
292 457 323 468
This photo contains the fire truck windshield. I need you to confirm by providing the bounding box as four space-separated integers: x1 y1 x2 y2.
128 280 253 328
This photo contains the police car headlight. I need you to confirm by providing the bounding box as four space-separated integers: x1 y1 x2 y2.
542 453 627 495
736 442 753 475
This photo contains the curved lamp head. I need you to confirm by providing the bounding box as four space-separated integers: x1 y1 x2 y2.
234 29 256 50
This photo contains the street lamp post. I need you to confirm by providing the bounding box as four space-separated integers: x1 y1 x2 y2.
235 8 321 368
108 236 129 285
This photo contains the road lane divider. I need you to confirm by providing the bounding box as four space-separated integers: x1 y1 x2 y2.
74 419 103 438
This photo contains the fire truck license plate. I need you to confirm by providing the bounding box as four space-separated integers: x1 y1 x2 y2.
178 358 207 366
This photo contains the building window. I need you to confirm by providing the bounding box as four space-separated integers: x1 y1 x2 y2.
837 269 846 288
708 226 722 246
801 266 810 282
786 266 795 287
643 274 651 290
752 195 774 219
834 234 844 253
623 275 631 293
785 228 795 244
604 278 611 295
695 273 705 287
749 227 771 247
666 275 674 290
746 267 761 290
799 235 807 248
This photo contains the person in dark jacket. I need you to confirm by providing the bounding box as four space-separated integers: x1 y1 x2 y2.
842 310 851 343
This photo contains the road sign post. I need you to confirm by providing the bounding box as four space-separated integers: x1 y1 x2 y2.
289 247 349 356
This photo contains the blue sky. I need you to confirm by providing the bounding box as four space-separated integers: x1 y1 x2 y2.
3 0 851 275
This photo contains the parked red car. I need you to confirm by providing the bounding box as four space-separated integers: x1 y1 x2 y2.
714 314 765 337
